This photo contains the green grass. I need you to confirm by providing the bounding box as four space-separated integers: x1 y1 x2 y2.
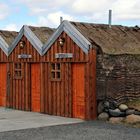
125 99 140 111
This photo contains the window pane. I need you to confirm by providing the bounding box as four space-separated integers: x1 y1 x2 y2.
56 72 60 79
51 72 55 79
18 71 22 76
15 71 18 76
51 63 55 70
56 63 60 70
15 63 21 69
14 63 22 78
18 63 21 69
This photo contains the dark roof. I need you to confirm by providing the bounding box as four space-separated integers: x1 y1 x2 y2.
28 26 56 44
0 30 18 45
71 21 140 54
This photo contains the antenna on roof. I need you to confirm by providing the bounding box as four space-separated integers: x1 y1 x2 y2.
108 9 112 28
60 17 63 24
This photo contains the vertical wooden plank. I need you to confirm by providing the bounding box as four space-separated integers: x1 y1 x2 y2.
25 63 28 110
56 81 60 116
89 49 97 119
28 63 31 111
15 79 18 109
53 81 57 115
48 63 52 114
85 62 90 120
18 79 21 109
31 63 41 112
0 63 7 107
22 63 25 110
6 63 10 108
62 63 65 116
12 63 16 109
44 63 48 113
72 63 85 119
60 63 63 116
40 63 44 113
65 63 69 117
68 63 72 117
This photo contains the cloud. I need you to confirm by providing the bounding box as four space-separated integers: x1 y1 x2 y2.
4 24 18 31
19 0 72 15
112 0 140 21
13 0 140 26
72 0 113 14
35 11 75 27
71 0 140 23
0 3 9 20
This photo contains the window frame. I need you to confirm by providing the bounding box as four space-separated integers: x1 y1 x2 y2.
50 63 61 81
14 63 23 79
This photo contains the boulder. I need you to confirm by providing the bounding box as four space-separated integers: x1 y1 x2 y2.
109 101 118 110
98 112 109 121
103 101 110 109
119 104 128 112
109 108 125 117
112 100 118 108
125 114 140 124
134 111 140 115
97 101 104 114
104 108 109 113
126 109 135 115
109 117 124 124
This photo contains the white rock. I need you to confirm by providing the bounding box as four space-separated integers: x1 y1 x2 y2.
119 104 128 111
98 112 109 121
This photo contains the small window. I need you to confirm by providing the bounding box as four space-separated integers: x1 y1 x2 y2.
14 63 22 79
51 63 61 81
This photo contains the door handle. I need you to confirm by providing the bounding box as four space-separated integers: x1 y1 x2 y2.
7 71 11 79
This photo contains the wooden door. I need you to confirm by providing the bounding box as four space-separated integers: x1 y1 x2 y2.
31 63 41 112
72 63 85 119
7 62 31 110
0 64 7 106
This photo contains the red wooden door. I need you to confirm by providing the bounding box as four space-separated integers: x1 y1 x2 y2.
0 64 7 106
7 63 31 110
31 63 41 112
72 64 85 119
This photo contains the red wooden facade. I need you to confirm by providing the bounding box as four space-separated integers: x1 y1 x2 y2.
1 20 139 120
0 48 7 107
0 63 7 106
0 29 97 120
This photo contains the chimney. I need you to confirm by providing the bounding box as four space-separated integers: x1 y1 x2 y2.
60 17 63 24
108 10 112 28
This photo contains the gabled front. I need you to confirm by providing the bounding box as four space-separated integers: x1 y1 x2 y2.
43 20 92 55
8 25 43 56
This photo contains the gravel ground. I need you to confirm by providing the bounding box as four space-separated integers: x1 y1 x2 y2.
0 121 140 140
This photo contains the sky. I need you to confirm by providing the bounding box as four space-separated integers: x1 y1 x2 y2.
0 0 140 31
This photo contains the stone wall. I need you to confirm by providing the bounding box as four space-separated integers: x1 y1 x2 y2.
96 54 140 104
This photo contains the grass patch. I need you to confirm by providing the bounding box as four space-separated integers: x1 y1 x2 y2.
125 99 140 111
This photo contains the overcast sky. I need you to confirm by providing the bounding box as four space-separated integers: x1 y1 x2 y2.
0 0 140 31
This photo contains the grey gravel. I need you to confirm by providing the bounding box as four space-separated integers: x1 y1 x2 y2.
0 121 140 140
